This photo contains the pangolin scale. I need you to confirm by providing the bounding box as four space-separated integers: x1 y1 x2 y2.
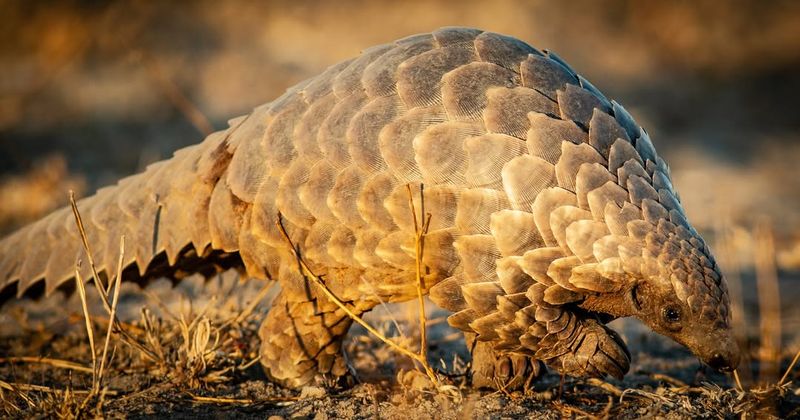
0 27 738 389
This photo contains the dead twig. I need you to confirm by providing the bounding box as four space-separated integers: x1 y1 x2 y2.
236 355 262 371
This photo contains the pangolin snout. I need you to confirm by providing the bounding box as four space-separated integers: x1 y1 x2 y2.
702 337 740 372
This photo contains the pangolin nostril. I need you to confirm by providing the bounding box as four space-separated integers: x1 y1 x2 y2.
708 353 731 371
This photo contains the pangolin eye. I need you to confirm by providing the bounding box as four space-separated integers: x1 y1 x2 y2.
663 306 681 323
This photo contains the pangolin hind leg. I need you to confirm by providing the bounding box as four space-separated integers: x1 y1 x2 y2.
259 290 379 388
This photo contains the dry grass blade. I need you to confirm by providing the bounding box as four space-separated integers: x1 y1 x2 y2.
98 236 125 390
231 281 275 325
69 191 111 312
406 184 433 371
1 382 118 396
236 356 261 371
73 263 98 390
359 276 407 340
586 378 623 397
733 369 744 392
69 192 160 363
143 54 214 136
620 388 675 407
0 357 93 374
716 217 751 385
649 373 689 389
188 393 299 405
778 349 800 386
552 400 607 420
189 394 255 404
754 219 781 383
0 379 35 408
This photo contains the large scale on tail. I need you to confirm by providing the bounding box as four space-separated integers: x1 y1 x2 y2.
0 27 739 389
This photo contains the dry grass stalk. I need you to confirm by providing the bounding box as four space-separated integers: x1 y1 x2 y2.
188 393 299 405
0 379 34 410
733 369 744 392
69 191 159 362
648 373 688 389
69 191 110 308
190 394 255 404
97 236 125 390
406 184 433 370
361 276 408 341
553 397 614 420
78 315 147 335
586 378 622 397
715 217 752 385
178 313 225 386
754 219 781 383
73 263 98 390
778 349 800 387
231 281 275 325
143 54 214 136
0 382 118 397
0 357 92 374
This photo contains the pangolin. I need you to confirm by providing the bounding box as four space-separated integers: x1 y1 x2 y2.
0 27 739 389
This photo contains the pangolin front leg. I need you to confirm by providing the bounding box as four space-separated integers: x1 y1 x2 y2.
0 27 740 390
528 311 630 379
468 333 544 390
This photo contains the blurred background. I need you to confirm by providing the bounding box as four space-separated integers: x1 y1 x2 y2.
0 0 798 383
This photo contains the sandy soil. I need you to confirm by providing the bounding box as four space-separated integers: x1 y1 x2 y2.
0 274 798 418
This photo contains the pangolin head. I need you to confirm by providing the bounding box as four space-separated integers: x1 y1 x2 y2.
625 231 739 372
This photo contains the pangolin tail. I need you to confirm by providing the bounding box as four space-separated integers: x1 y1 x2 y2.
0 119 250 305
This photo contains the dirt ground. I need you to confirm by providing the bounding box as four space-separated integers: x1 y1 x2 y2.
0 274 797 419
1 1 800 418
